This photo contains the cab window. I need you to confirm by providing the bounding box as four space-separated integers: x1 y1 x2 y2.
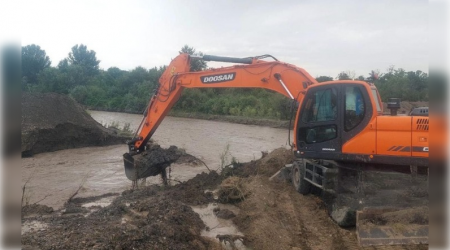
301 88 338 123
344 86 365 131
371 88 382 112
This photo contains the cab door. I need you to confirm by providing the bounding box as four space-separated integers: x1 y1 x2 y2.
296 85 342 158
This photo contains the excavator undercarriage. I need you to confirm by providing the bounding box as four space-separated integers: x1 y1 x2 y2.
286 159 428 246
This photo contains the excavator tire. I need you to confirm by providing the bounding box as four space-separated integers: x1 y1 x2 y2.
292 160 311 195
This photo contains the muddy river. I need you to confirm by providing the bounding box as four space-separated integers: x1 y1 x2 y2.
22 111 292 210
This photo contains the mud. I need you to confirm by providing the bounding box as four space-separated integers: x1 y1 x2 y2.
217 177 249 203
129 144 185 179
22 93 127 156
22 204 54 217
214 208 236 219
221 147 295 178
22 171 223 250
192 203 245 249
22 146 428 249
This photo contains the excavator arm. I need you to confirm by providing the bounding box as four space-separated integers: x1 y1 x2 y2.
123 53 317 180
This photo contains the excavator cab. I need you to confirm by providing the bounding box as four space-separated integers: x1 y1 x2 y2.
295 81 376 160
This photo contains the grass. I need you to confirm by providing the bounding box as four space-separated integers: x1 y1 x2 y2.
102 121 134 137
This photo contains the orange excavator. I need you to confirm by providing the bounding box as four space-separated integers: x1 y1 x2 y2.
123 53 429 246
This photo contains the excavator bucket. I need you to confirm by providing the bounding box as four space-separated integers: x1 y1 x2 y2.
123 153 141 181
356 208 428 246
123 150 172 181
123 153 157 181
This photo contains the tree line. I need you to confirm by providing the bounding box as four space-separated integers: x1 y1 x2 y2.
22 44 428 120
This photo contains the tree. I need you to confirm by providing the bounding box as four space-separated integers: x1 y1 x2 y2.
106 67 126 79
67 44 100 76
337 71 352 80
374 67 428 102
22 44 51 84
180 45 207 72
316 76 333 82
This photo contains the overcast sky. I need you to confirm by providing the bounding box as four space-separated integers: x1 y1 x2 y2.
7 0 429 78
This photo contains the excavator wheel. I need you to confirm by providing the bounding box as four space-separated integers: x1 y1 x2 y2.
292 160 311 195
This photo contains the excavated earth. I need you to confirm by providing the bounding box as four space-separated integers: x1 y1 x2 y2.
22 146 428 250
22 93 128 156
22 171 223 250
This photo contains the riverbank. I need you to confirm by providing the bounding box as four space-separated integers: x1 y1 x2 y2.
87 100 429 131
168 111 292 129
87 108 293 129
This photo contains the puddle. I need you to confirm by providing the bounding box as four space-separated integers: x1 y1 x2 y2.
22 220 48 235
81 196 115 208
191 203 247 250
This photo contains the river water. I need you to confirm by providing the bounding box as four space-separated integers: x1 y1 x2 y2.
22 111 292 209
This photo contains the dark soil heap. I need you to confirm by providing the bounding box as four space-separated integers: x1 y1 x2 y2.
22 93 128 156
22 171 223 250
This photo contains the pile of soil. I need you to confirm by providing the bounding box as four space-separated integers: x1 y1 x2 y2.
22 204 54 217
22 93 128 156
222 147 295 178
22 171 224 250
217 176 249 203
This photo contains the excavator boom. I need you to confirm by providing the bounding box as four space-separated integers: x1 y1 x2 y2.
123 53 317 180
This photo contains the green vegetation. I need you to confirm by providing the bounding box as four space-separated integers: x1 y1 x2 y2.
22 44 428 121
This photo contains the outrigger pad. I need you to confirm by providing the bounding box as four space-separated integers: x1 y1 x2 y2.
356 208 428 246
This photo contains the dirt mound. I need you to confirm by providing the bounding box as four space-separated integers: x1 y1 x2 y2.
22 171 223 250
217 176 249 203
165 171 222 205
22 93 128 156
22 204 53 216
222 147 294 178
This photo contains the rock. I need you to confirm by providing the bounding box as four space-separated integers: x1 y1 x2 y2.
330 206 356 227
215 208 236 219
